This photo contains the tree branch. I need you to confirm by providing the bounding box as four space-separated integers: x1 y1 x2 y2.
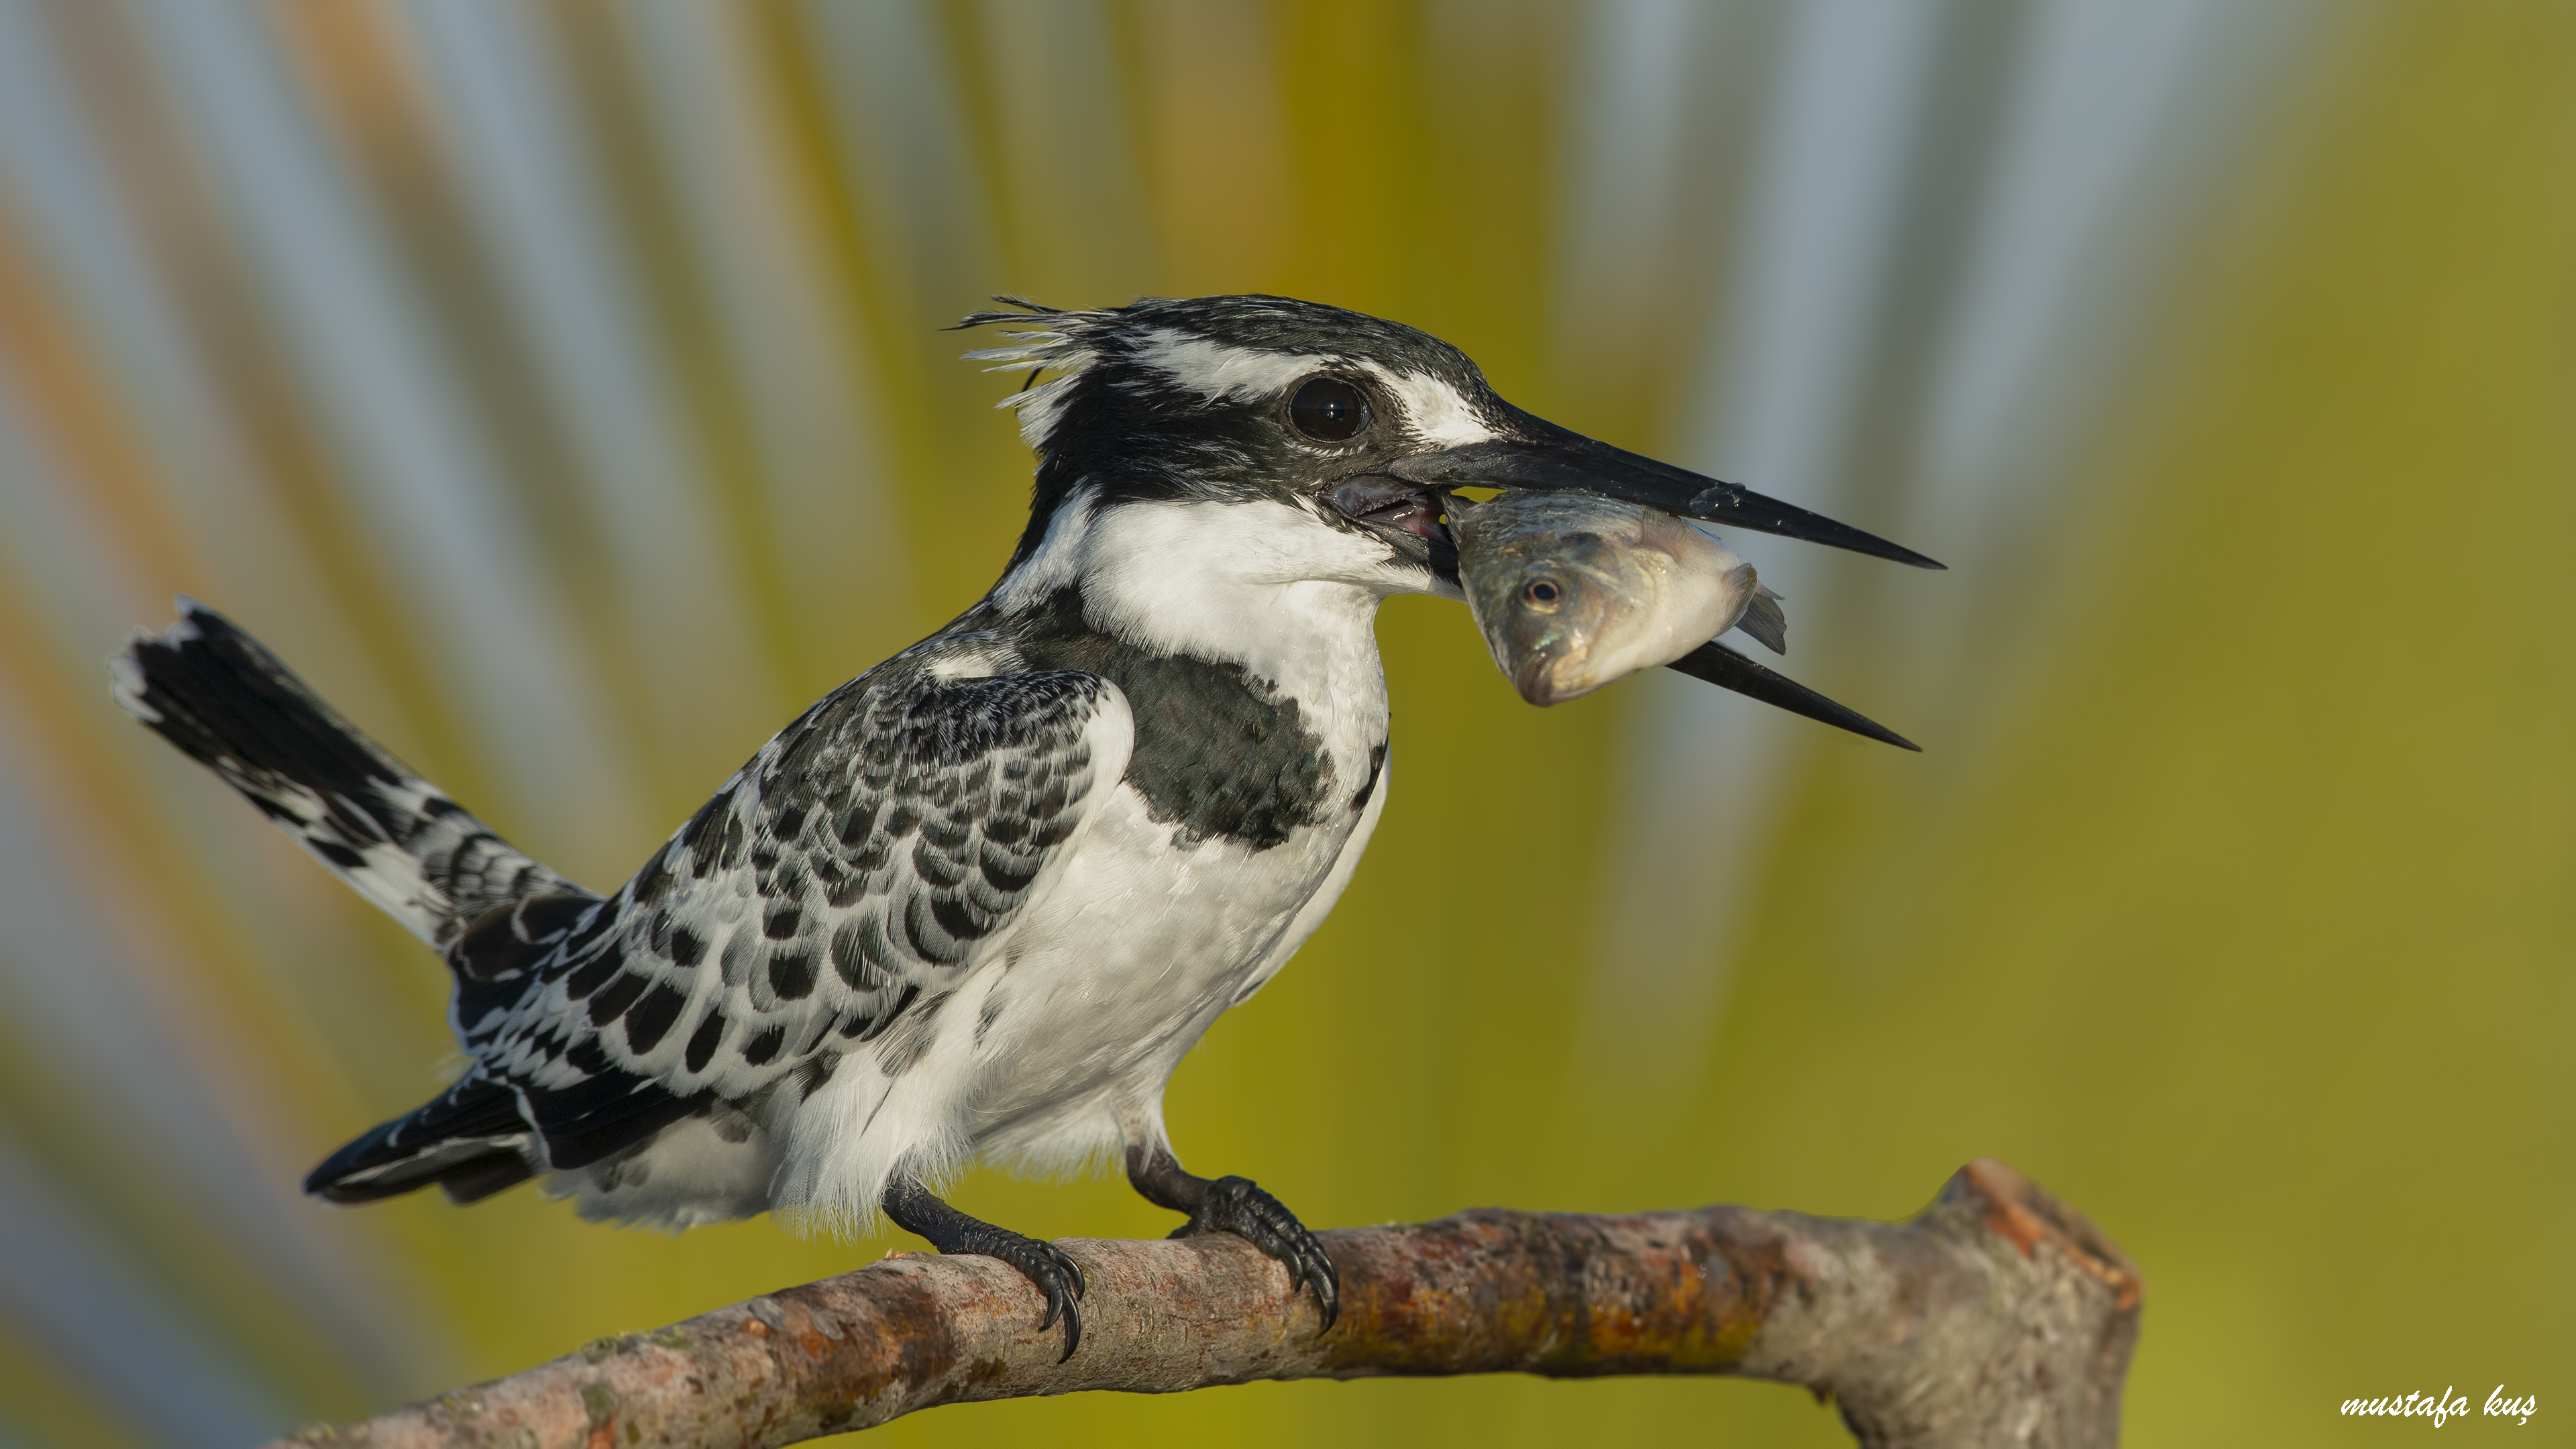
270 1159 2139 1449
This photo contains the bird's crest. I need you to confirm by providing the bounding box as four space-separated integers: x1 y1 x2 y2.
956 297 1110 451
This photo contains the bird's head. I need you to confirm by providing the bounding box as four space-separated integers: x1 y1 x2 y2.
961 294 1935 623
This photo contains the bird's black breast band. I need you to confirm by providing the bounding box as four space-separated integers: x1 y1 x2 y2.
1003 587 1338 851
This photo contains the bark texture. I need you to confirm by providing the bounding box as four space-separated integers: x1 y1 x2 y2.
272 1158 2140 1449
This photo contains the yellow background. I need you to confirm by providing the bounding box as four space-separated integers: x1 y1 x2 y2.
0 3 2565 1444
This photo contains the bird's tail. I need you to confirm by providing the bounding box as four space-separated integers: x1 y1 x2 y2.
109 599 590 951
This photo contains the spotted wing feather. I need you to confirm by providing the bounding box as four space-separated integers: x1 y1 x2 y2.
455 643 1133 1170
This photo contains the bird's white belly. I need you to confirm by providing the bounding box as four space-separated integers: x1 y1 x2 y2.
747 751 1388 1230
959 771 1381 1156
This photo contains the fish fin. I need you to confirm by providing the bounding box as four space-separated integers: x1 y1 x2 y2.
1735 586 1788 655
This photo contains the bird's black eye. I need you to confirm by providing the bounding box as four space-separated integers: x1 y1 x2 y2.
1289 376 1368 442
1525 579 1562 606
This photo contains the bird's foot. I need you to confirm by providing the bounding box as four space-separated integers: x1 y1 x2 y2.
881 1175 1085 1359
1130 1146 1338 1329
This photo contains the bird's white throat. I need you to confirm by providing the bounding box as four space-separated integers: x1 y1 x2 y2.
998 493 1413 708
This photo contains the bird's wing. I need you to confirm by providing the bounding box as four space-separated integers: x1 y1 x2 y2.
437 654 1134 1173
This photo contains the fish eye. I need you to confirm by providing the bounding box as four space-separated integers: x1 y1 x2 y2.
1288 376 1369 443
1524 579 1562 607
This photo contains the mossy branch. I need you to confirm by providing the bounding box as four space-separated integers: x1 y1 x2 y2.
271 1159 2139 1449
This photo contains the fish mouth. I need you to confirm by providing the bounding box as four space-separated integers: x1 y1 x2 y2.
1330 477 1458 584
1513 654 1591 708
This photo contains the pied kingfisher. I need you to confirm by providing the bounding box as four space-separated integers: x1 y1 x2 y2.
111 295 1935 1355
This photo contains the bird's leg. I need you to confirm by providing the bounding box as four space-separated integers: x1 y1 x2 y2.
879 1175 1086 1360
1124 1141 1339 1329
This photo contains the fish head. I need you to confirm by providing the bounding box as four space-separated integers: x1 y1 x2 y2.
1454 492 1760 706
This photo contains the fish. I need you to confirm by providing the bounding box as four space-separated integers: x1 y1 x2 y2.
1447 488 1779 706
1446 488 1919 749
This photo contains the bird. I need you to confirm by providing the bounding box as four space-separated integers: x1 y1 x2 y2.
109 294 1936 1358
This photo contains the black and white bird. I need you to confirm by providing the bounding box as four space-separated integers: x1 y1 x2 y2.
110 295 1934 1355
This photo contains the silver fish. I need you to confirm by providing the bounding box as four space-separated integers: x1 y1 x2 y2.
1448 489 1783 706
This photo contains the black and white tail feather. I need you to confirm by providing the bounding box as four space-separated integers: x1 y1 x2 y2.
110 600 582 949
112 602 585 1204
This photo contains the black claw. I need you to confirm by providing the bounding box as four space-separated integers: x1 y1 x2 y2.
958 1228 1084 1360
880 1175 1086 1359
1023 1239 1087 1360
1173 1175 1341 1331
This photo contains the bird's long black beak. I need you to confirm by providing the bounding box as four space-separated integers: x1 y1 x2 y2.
1664 641 1919 751
1385 414 1943 570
